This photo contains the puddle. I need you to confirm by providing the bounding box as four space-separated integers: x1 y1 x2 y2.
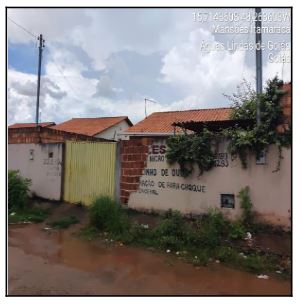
8 223 291 295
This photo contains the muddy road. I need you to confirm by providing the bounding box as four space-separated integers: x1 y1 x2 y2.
8 220 291 295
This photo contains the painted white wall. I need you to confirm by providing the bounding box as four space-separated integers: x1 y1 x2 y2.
95 120 130 140
128 139 291 228
8 143 63 200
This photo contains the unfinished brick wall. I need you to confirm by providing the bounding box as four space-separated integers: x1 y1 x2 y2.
120 137 153 204
276 83 291 133
8 126 106 144
280 83 292 124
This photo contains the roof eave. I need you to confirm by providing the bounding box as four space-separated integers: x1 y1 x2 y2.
119 131 175 136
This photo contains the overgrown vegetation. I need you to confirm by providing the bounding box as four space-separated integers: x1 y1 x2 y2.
81 194 290 277
48 216 79 229
8 205 50 223
166 129 215 177
8 170 51 224
166 77 291 176
237 186 254 226
89 196 131 235
8 170 32 212
225 77 291 170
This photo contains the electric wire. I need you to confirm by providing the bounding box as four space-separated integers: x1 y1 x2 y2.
8 16 83 101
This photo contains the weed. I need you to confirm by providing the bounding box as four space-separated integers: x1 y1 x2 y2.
228 220 246 240
238 186 254 226
48 216 79 229
216 246 239 263
152 210 197 250
8 170 31 212
8 206 50 224
89 196 130 235
79 226 100 240
197 209 227 249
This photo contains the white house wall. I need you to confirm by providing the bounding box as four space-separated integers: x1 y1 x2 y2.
95 120 130 140
8 143 63 200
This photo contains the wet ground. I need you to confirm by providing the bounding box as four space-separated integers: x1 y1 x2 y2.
8 202 292 295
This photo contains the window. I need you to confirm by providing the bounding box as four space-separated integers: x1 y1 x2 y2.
48 152 53 158
221 194 235 209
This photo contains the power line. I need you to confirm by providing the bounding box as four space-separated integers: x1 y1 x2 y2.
7 16 37 40
50 57 83 101
8 16 83 101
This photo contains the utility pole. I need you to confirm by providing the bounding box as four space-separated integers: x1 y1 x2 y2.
35 34 45 126
255 8 262 125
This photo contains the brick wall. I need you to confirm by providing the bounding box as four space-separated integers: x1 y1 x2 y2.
120 137 153 204
8 126 107 144
280 83 291 124
276 83 291 133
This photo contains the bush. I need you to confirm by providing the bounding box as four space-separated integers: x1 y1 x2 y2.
152 210 197 250
197 209 227 249
89 196 130 235
228 220 246 240
8 170 31 212
216 246 239 263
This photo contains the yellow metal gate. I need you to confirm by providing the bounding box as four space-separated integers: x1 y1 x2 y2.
63 141 117 205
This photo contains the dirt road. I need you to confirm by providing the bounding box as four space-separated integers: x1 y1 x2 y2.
8 221 291 295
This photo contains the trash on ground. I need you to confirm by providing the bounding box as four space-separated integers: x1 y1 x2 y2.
245 232 252 240
215 260 220 263
10 212 16 216
140 224 149 229
257 274 269 279
239 252 247 259
175 251 180 255
276 270 282 274
43 227 52 231
166 249 171 253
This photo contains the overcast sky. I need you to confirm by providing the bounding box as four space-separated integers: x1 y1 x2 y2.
7 8 291 125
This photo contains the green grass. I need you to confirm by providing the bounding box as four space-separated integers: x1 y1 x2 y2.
48 216 79 229
79 226 100 240
82 196 290 278
89 196 131 235
8 206 50 224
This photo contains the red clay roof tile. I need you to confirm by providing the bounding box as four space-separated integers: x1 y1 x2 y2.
126 108 233 134
8 122 55 129
52 116 132 136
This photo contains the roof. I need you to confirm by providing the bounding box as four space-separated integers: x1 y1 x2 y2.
52 116 132 137
125 108 233 134
8 122 55 129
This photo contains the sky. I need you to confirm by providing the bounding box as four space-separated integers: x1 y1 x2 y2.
7 8 291 125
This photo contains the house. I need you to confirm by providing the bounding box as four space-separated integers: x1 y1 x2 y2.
119 86 291 227
121 108 233 138
8 122 108 201
52 116 133 141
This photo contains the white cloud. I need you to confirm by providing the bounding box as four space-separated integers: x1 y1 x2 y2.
263 49 291 83
161 28 254 108
7 8 291 126
7 69 67 124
